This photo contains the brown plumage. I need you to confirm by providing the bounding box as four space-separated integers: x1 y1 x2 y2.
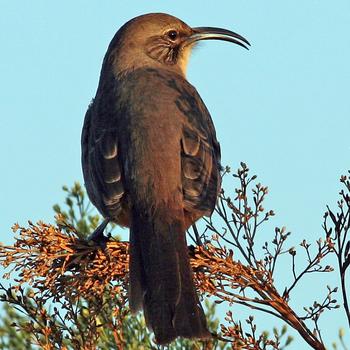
81 13 249 345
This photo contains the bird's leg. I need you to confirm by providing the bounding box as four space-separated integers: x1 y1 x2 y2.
192 223 203 246
88 218 111 248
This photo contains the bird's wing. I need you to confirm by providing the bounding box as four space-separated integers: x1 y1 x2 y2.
81 102 125 221
172 78 222 216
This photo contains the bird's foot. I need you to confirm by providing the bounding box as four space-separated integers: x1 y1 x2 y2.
88 218 111 249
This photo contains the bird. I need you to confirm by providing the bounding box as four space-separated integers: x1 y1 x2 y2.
81 13 249 345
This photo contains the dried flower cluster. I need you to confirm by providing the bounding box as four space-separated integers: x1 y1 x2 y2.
2 221 128 300
0 222 326 349
0 220 292 349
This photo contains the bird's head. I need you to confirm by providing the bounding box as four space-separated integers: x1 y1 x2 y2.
105 13 250 77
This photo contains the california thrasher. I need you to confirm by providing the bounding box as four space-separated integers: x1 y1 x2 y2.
81 13 249 345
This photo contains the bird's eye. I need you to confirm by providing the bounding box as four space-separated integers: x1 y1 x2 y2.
167 30 178 41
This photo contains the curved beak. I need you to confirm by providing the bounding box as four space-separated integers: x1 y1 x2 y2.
186 27 250 50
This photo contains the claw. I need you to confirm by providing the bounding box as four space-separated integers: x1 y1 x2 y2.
88 218 110 248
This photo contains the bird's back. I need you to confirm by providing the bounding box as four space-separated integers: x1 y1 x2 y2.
82 67 221 227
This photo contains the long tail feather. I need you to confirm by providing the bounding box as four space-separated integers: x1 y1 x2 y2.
129 205 210 344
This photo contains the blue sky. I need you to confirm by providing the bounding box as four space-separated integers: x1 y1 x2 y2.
1 1 349 348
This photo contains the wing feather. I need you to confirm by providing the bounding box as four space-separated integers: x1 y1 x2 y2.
81 104 125 221
173 79 221 216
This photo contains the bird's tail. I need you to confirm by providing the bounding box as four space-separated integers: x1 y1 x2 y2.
129 204 210 345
